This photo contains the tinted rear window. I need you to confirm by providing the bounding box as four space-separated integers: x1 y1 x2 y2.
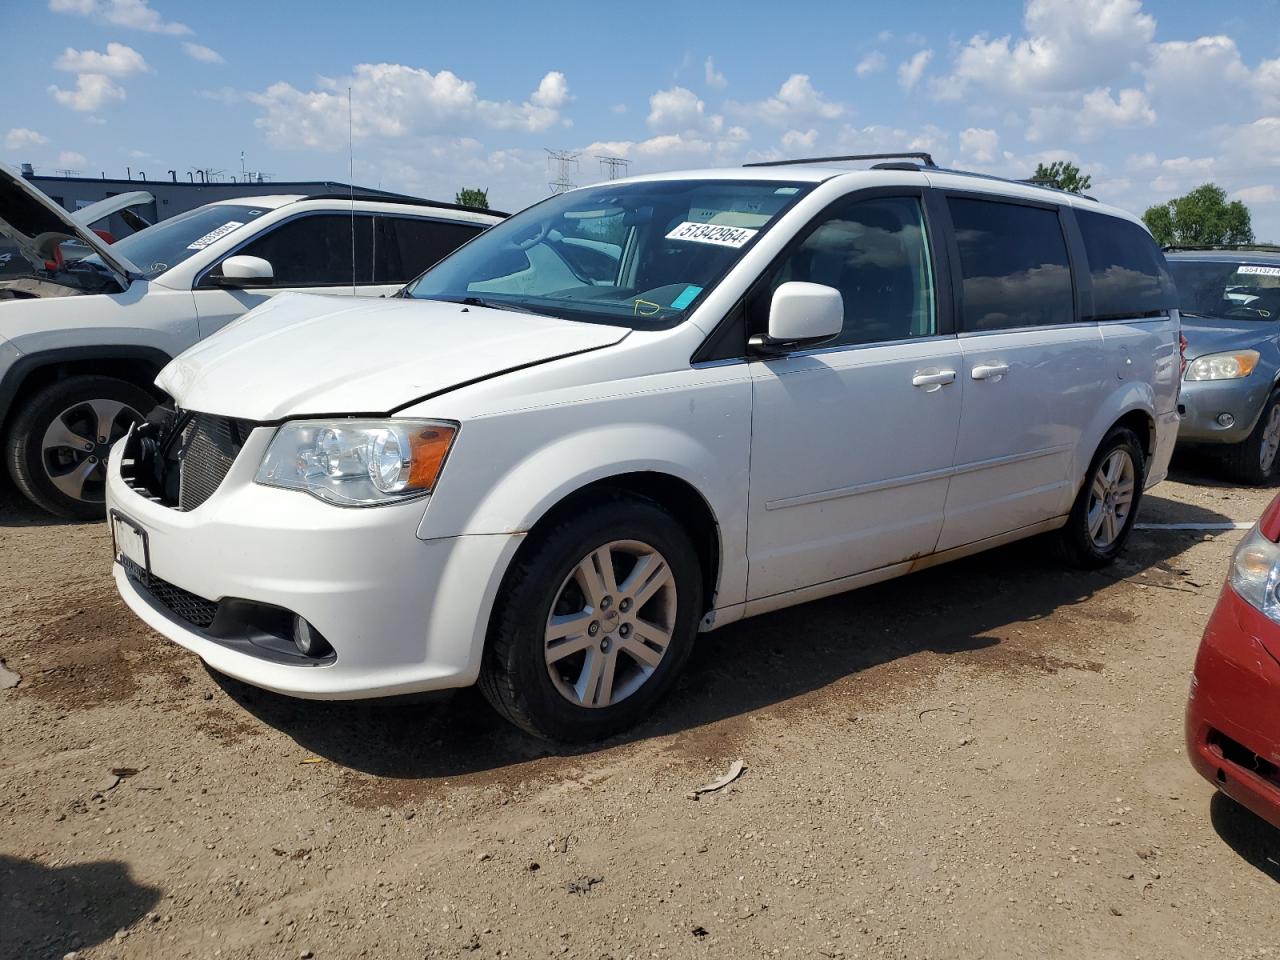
1077 210 1175 320
948 197 1074 331
377 217 481 283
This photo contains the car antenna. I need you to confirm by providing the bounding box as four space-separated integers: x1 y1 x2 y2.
348 86 357 298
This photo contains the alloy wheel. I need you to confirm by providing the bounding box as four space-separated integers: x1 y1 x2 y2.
1086 448 1136 550
544 539 678 709
40 398 143 503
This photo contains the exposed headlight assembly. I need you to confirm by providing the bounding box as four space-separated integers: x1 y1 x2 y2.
255 419 457 506
1229 524 1280 624
1184 349 1260 381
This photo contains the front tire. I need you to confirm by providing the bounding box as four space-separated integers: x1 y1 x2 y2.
1217 390 1280 486
5 376 154 519
478 494 703 742
1059 426 1145 569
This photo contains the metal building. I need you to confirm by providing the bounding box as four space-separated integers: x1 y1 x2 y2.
18 164 422 241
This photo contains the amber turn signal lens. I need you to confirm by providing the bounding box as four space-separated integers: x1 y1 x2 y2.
406 423 457 491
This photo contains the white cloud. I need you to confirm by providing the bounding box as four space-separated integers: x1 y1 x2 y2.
726 74 844 126
1028 86 1155 141
49 73 126 111
4 128 49 151
704 56 727 90
1234 185 1279 205
647 86 721 134
55 42 148 76
1145 35 1251 115
959 127 999 163
57 150 89 170
249 65 573 149
609 103 627 114
897 49 933 91
182 42 225 64
581 127 749 171
49 0 190 34
931 0 1154 100
856 51 886 78
781 128 818 151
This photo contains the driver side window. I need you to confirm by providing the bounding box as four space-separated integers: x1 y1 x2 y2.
765 196 937 348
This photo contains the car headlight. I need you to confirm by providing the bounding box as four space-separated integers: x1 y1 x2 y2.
1184 349 1260 381
1229 524 1280 624
255 419 457 506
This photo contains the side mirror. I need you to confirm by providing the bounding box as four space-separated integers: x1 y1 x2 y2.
212 255 273 288
750 281 844 354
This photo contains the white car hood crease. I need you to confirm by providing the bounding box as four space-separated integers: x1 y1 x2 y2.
158 293 630 421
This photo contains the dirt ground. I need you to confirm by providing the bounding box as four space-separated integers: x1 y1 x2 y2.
3 458 1280 960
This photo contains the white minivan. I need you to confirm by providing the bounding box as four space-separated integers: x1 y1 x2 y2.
106 154 1181 741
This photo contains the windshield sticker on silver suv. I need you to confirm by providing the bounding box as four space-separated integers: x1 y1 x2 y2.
1238 265 1280 277
665 221 758 248
186 221 246 251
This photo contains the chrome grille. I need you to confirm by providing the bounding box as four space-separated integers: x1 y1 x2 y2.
177 414 252 511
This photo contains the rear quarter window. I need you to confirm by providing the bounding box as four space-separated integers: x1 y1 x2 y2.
947 197 1075 331
1076 209 1176 320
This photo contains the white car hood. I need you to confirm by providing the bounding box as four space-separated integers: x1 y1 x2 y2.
158 293 630 420
0 161 140 286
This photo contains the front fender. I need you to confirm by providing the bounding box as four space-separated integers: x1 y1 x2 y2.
411 380 753 608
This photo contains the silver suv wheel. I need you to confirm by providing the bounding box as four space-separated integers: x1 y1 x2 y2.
41 398 143 504
544 539 677 709
1086 448 1136 549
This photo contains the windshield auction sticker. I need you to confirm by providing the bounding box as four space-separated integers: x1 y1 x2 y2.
665 221 759 248
187 221 245 251
1238 265 1280 277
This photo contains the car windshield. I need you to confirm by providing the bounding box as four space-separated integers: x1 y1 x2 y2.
405 179 813 327
81 203 270 279
1168 259 1280 321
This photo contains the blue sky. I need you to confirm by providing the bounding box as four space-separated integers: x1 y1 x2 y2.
6 0 1280 236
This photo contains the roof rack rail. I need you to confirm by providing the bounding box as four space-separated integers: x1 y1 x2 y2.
299 192 510 218
743 152 937 169
1163 243 1280 253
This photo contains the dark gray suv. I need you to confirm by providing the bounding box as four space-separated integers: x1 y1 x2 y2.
1167 247 1280 484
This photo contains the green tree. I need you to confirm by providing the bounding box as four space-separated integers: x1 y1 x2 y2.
455 187 490 210
1142 183 1254 247
1031 160 1092 194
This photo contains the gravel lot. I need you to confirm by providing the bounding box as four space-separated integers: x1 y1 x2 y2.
2 461 1279 960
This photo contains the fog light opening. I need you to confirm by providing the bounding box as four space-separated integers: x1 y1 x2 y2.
292 617 333 658
1217 767 1227 784
1217 413 1235 427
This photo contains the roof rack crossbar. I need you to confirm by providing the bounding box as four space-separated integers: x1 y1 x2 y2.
743 152 936 169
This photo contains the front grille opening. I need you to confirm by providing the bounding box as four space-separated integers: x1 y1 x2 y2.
120 410 255 511
123 558 218 628
123 561 335 666
1209 729 1280 788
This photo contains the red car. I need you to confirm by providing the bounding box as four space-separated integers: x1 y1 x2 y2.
1186 491 1280 829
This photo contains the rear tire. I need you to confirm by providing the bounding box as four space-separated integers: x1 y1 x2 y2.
478 494 703 742
1059 426 1145 569
1217 390 1280 486
5 375 154 519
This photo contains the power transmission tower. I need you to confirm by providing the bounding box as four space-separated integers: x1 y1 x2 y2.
596 155 630 180
545 149 579 194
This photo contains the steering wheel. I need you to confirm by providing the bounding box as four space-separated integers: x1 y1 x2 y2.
513 221 551 251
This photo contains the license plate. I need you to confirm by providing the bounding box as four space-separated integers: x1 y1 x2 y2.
110 510 150 574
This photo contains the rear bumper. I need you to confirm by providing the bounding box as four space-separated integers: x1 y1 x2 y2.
1185 584 1280 830
1176 376 1270 444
